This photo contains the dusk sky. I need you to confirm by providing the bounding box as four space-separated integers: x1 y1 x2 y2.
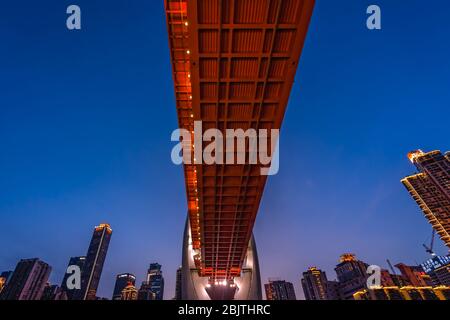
0 1 449 299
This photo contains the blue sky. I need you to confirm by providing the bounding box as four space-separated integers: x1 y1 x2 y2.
0 1 448 299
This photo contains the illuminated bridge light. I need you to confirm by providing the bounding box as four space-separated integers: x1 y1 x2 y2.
165 0 315 298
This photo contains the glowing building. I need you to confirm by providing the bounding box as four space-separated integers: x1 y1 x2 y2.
334 254 369 300
354 286 450 301
121 282 138 301
402 150 450 249
264 279 296 300
301 267 328 300
113 273 136 300
73 223 112 300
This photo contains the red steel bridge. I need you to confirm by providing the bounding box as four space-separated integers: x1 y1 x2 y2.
165 0 314 299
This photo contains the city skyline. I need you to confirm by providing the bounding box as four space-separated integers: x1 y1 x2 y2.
1 0 450 300
1 218 448 300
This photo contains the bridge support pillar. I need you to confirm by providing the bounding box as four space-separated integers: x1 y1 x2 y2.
181 217 262 300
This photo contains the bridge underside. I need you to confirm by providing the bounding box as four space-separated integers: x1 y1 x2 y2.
181 216 262 300
165 0 314 289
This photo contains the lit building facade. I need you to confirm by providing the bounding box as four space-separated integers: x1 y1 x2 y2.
354 286 450 301
146 263 164 300
121 282 138 300
112 273 136 300
421 255 450 286
395 263 432 287
301 267 328 300
401 150 450 249
138 263 165 300
73 223 112 300
264 279 296 300
0 258 51 300
334 254 369 300
0 271 12 294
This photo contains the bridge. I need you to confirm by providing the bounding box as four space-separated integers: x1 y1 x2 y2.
165 0 314 299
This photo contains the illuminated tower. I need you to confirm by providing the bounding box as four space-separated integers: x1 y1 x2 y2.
146 263 164 300
112 273 136 300
335 254 369 300
301 267 328 300
0 271 13 294
401 150 450 249
264 279 296 300
121 282 138 300
73 223 112 300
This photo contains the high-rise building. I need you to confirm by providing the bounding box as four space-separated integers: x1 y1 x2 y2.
120 282 138 300
144 263 164 300
137 282 154 300
301 267 328 300
112 273 136 300
354 286 448 301
0 271 13 294
264 279 296 300
174 267 182 300
73 223 112 300
334 254 369 300
0 258 51 300
421 255 450 286
326 280 342 300
380 269 397 287
401 150 450 249
60 256 86 300
41 283 68 300
395 263 432 287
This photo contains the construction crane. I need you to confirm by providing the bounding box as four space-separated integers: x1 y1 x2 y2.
386 259 397 276
423 229 436 257
386 259 405 287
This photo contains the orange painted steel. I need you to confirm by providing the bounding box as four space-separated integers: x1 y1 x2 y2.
165 0 314 281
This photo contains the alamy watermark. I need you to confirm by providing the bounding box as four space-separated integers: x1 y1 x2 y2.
170 121 280 176
367 5 381 30
65 264 81 290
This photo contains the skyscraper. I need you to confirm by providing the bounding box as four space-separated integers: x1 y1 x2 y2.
137 282 154 300
41 283 67 300
73 223 112 300
395 263 432 287
301 267 328 300
145 263 164 300
334 254 369 300
354 286 448 300
401 150 450 249
60 256 86 300
421 255 450 286
112 273 136 300
326 280 342 300
264 279 296 300
0 271 12 294
174 266 182 300
120 282 138 300
0 258 51 300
